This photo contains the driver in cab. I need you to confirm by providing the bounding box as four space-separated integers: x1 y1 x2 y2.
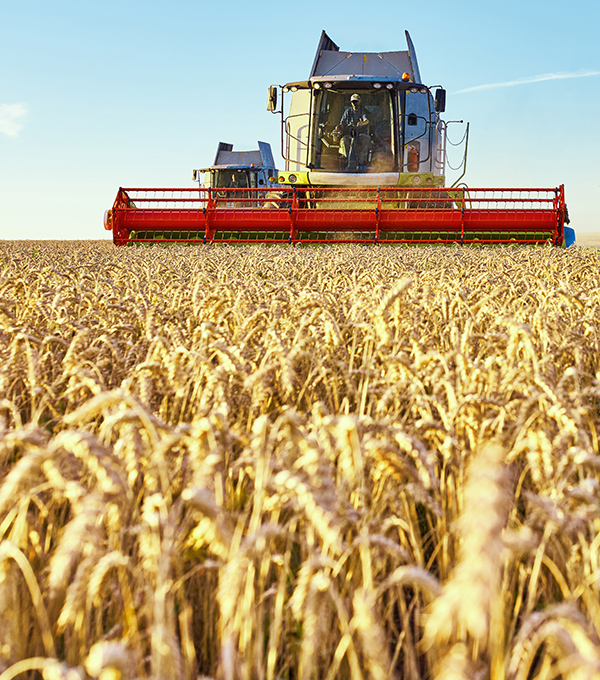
333 93 371 169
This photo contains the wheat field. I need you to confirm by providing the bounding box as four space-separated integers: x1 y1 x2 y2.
1 240 600 680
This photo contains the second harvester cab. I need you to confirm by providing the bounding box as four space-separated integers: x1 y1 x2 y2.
193 141 279 193
268 31 453 189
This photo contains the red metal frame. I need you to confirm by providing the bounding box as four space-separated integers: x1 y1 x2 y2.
106 185 567 246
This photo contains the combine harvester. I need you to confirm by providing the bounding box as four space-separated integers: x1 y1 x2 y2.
105 31 575 247
191 141 278 196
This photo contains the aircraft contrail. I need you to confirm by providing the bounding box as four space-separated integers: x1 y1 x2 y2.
454 70 600 94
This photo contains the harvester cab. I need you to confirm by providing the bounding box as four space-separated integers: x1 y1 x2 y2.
192 141 279 194
270 30 453 190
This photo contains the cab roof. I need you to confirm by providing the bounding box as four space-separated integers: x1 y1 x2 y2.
308 30 422 83
197 141 275 171
309 31 422 83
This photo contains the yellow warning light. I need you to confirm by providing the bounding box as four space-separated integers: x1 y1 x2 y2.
402 72 411 81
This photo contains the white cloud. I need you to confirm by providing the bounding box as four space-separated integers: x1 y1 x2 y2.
454 70 600 94
0 104 28 137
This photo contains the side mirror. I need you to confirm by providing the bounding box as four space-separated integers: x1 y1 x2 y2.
267 85 278 112
435 88 446 113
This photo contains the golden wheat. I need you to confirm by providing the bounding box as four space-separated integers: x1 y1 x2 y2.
1 240 600 679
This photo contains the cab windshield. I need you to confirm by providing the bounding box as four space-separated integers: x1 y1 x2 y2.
310 88 395 172
213 170 250 188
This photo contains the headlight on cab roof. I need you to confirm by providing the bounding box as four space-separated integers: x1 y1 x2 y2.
288 174 297 183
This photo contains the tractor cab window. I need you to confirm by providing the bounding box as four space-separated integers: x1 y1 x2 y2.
399 89 432 172
310 88 395 172
403 90 429 145
213 170 250 189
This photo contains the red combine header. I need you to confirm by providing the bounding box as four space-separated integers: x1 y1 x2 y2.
105 185 569 246
105 31 575 247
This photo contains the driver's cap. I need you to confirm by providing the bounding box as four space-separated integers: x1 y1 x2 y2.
350 93 361 101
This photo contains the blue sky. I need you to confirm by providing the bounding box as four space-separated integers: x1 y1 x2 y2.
1 0 599 239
